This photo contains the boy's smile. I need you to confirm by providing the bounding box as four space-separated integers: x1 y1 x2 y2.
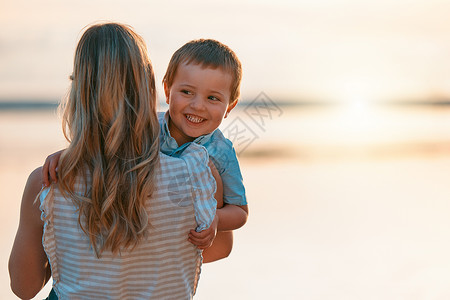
165 62 236 146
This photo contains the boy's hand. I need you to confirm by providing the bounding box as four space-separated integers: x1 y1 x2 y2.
188 214 219 250
42 150 64 187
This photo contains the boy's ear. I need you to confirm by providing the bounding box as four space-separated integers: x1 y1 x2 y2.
224 99 238 118
163 81 170 104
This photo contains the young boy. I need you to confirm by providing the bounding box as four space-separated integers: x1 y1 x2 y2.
161 39 248 262
42 39 248 262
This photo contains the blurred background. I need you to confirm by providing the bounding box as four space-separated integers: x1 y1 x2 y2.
2 0 450 299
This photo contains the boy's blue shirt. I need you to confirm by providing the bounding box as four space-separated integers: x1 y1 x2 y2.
158 111 247 206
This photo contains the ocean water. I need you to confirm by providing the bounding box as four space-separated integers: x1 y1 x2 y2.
2 105 450 299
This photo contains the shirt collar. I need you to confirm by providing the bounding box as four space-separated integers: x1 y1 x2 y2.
160 111 179 150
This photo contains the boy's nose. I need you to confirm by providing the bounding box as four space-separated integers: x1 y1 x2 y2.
190 95 205 110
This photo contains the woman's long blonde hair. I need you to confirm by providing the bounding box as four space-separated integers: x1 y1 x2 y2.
57 23 159 256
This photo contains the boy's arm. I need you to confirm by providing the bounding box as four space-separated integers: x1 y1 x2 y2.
188 162 248 262
42 149 65 186
191 204 248 251
214 146 249 231
189 145 249 261
191 204 248 263
216 204 248 231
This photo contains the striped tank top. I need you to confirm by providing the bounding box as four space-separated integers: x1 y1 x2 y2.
39 144 216 299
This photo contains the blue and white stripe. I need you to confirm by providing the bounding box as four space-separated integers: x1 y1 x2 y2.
40 143 216 299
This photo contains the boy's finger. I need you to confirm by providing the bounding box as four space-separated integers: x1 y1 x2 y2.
188 238 210 249
189 229 211 238
188 234 210 245
188 238 206 247
191 238 214 249
189 233 212 244
189 232 206 239
42 158 50 186
188 235 205 244
49 159 58 183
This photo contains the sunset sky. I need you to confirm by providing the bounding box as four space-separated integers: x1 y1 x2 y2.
1 0 450 104
2 3 450 298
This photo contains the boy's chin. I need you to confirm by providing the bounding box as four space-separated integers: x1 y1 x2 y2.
185 129 207 139
186 133 209 142
187 134 202 140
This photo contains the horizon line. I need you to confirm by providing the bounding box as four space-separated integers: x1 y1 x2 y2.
1 98 450 111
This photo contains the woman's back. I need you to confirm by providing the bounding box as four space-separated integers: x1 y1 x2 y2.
41 146 215 299
9 23 215 299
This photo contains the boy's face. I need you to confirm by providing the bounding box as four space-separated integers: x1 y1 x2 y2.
164 62 237 145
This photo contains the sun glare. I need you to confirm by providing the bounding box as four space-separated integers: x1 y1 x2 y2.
332 78 384 144
337 78 375 113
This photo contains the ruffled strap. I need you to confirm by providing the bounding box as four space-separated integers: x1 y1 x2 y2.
179 143 217 232
39 186 59 285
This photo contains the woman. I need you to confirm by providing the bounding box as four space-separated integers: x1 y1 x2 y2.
9 23 217 299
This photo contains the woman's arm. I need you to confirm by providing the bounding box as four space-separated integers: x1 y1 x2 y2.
9 167 51 299
202 231 233 263
200 204 248 263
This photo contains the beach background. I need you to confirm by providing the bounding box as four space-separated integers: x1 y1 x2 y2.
2 1 450 299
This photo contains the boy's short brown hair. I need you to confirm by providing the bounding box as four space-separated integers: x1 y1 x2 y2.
163 39 242 103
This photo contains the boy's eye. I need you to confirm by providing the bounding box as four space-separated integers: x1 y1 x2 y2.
181 90 193 95
208 96 220 101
